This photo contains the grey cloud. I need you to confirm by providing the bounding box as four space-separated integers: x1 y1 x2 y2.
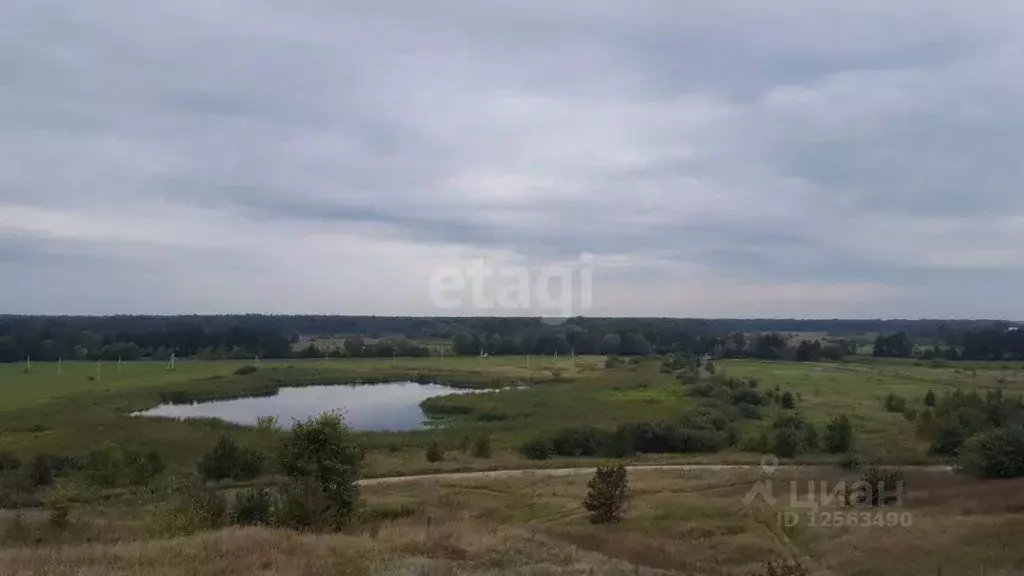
1 0 1024 315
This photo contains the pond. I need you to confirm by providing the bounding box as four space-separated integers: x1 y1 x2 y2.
133 382 480 431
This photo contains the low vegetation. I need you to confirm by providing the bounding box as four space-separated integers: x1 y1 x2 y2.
582 463 629 524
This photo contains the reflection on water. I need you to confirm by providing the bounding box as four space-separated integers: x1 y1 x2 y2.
133 382 478 431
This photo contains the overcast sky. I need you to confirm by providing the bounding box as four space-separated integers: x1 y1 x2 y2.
2 1 1023 318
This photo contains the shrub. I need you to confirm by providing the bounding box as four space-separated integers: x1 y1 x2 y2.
803 423 819 451
741 431 771 453
902 407 918 422
274 478 332 532
125 450 165 486
823 414 855 454
0 452 21 472
884 393 907 413
853 467 904 507
604 356 622 369
46 486 76 530
551 426 606 457
736 403 762 420
924 389 937 407
519 437 552 460
731 388 765 406
147 478 228 537
277 411 363 530
234 365 259 376
582 463 629 524
199 435 264 482
26 454 55 487
773 427 801 458
425 442 444 463
780 391 795 409
929 418 967 456
256 415 280 431
472 435 492 459
959 426 1024 479
83 443 127 488
231 487 275 526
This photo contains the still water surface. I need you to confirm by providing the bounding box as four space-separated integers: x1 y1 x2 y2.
134 382 477 431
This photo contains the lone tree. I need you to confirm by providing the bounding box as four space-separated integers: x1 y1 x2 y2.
277 411 363 530
583 463 629 524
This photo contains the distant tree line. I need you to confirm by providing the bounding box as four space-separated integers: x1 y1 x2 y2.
872 327 1024 361
0 315 1018 363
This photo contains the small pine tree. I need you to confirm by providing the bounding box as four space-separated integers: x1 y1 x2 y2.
803 422 819 451
773 427 801 458
924 389 937 407
780 391 795 409
425 442 444 463
582 463 629 524
824 414 855 454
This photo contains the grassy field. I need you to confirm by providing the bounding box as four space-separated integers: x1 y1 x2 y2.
4 355 1024 473
2 467 1023 575
5 355 1024 574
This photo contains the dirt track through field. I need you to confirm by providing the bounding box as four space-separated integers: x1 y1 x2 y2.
358 464 955 485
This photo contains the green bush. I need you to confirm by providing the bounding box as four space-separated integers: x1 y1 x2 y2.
277 411 363 530
147 478 228 537
256 415 280 431
854 467 904 507
199 435 263 481
884 393 907 413
803 423 819 451
27 454 56 487
736 403 762 420
274 479 332 532
773 427 801 458
929 418 968 456
582 463 629 524
924 389 937 407
83 443 127 488
125 450 165 486
551 426 606 457
519 437 553 460
823 414 855 454
0 452 21 472
731 388 765 406
234 365 259 376
231 487 275 526
780 391 795 409
425 442 444 463
959 426 1024 479
472 435 492 459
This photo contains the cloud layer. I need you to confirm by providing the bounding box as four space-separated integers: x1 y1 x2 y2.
2 1 1023 318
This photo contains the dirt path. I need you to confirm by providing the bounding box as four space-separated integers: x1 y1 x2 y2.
358 463 955 485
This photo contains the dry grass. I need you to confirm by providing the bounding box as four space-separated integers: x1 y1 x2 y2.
5 467 1024 575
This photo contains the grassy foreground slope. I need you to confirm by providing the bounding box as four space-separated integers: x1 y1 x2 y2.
3 468 1024 575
